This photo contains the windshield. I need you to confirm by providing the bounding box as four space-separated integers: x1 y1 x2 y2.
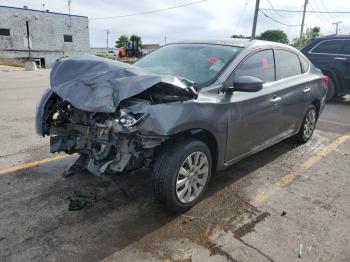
135 43 242 86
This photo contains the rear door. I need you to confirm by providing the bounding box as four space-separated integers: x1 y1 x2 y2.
335 40 350 94
308 39 348 94
274 49 308 133
225 49 283 163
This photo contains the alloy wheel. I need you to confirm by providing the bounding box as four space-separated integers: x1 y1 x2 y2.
303 108 316 139
176 151 209 204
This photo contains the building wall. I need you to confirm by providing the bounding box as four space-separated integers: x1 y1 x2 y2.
0 6 90 68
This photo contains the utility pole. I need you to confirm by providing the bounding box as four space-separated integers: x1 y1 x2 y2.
251 0 260 39
299 0 308 39
25 20 31 59
68 0 72 27
332 21 342 35
106 30 110 48
42 3 45 11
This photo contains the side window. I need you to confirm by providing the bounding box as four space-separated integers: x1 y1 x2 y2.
234 50 275 83
275 50 302 79
341 40 350 55
311 40 342 54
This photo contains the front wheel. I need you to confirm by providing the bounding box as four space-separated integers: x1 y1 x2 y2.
295 104 318 143
152 139 212 213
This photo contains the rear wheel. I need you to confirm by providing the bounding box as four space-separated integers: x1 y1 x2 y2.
295 104 318 143
152 139 212 213
326 76 336 102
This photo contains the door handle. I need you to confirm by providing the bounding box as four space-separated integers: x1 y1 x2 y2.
334 57 346 61
303 87 311 93
270 96 281 104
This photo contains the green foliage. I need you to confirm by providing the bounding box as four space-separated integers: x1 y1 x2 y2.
258 30 289 44
292 27 321 48
130 35 142 50
115 35 129 48
231 34 250 39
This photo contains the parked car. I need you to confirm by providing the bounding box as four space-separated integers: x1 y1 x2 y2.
301 35 350 100
36 39 327 212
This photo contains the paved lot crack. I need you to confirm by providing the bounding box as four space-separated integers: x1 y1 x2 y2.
238 238 275 262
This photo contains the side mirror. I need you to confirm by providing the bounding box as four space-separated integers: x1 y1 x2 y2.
232 76 263 92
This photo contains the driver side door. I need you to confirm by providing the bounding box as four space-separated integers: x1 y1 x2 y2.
224 49 283 164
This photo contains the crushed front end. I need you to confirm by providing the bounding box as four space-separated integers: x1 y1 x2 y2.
37 93 168 176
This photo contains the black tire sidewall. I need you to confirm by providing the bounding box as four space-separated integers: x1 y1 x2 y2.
326 77 335 101
155 139 212 212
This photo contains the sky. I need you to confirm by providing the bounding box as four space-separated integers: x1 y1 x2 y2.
1 0 349 47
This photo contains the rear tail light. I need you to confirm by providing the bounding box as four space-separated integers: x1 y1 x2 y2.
322 75 329 89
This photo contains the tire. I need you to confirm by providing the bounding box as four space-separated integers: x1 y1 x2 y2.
152 139 212 213
326 76 336 102
295 104 318 143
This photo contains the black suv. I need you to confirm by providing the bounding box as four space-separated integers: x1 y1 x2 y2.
301 35 350 100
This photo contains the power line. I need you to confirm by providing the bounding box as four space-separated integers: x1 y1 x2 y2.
260 8 350 14
265 0 289 18
319 0 336 21
232 0 249 35
310 0 331 22
90 0 208 20
259 9 301 26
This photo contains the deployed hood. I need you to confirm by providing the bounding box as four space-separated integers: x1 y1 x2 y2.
50 55 195 112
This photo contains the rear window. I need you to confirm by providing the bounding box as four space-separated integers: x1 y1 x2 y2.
275 50 302 80
299 55 309 73
311 40 343 54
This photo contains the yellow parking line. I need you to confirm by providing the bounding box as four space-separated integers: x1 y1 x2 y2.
253 132 350 205
0 154 71 176
301 133 350 171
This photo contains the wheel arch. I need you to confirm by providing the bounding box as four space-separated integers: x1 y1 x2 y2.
167 128 219 171
311 99 321 119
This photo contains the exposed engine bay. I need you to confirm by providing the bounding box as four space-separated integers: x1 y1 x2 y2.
36 55 197 176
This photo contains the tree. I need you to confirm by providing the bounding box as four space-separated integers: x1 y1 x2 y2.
292 27 321 48
115 35 129 48
258 29 289 44
130 35 142 51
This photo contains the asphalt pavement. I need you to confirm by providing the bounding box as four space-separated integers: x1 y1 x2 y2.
0 68 349 262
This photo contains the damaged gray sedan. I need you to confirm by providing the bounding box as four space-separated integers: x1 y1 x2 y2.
36 39 327 212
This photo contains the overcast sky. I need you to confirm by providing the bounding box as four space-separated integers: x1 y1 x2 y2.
1 0 349 47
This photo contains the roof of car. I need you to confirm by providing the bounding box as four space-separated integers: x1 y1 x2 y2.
322 35 350 39
170 38 290 49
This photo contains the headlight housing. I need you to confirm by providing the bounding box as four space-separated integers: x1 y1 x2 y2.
118 111 138 127
108 110 148 133
118 110 148 127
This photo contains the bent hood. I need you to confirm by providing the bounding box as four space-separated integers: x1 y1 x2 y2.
50 54 194 112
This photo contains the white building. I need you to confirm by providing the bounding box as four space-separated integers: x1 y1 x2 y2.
0 5 90 68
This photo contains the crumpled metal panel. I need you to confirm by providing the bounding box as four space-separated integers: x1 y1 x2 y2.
49 55 191 112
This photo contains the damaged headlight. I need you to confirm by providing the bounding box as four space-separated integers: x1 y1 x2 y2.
108 110 148 133
118 110 147 127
